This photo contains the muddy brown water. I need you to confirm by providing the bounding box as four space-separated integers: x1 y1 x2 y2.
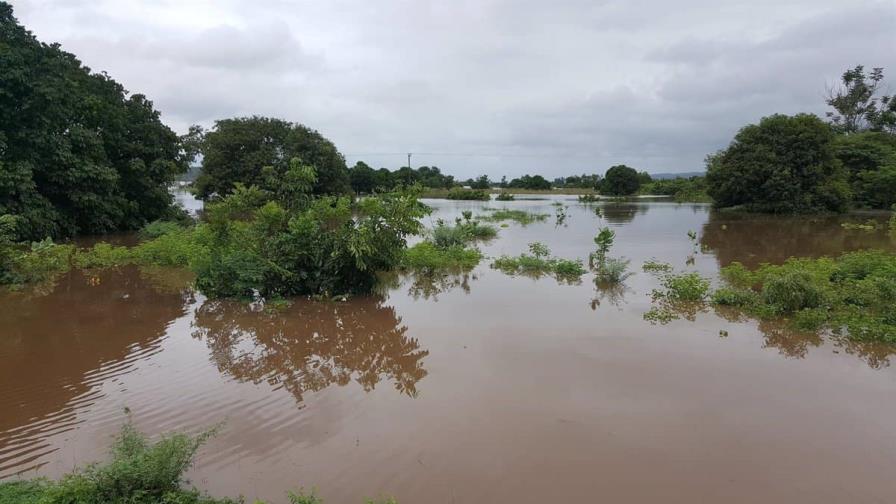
2 197 896 503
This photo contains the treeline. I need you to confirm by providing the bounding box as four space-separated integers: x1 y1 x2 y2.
706 65 896 212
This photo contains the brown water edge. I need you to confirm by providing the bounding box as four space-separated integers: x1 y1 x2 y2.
2 200 896 503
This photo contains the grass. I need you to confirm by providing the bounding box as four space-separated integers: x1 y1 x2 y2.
402 241 483 270
478 209 549 225
0 422 398 504
494 192 515 201
491 242 586 283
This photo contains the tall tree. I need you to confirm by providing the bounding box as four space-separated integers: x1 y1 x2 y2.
194 116 350 200
826 65 896 134
602 165 640 196
707 114 851 213
0 2 190 239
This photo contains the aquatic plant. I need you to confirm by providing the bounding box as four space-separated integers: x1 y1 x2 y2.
841 220 881 231
660 272 711 302
402 241 483 270
554 205 569 226
430 218 497 248
491 242 586 282
594 257 632 284
495 192 515 201
478 209 550 225
642 259 673 274
443 188 491 200
577 194 600 203
588 227 615 269
711 250 896 343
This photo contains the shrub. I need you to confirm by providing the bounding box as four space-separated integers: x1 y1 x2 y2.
491 242 586 282
402 242 482 270
761 271 827 313
495 192 515 201
139 220 185 240
444 188 490 200
662 272 710 302
595 257 632 284
601 165 640 196
711 287 759 307
478 209 549 225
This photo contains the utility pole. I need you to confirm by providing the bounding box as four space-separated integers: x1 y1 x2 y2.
407 153 412 170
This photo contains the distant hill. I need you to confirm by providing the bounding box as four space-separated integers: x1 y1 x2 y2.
649 171 704 180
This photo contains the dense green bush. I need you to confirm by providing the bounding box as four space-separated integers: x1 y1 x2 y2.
706 114 851 213
833 132 896 209
601 165 641 196
0 4 191 240
761 271 827 313
639 176 710 202
444 188 490 200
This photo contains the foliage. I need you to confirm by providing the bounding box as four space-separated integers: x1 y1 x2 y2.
589 227 615 268
601 165 641 196
832 132 896 209
0 4 191 240
401 241 482 270
140 220 187 240
495 192 515 201
577 194 600 203
639 176 711 203
555 173 602 190
507 174 551 190
469 175 491 189
826 65 896 134
491 242 586 282
595 257 632 284
706 114 851 213
443 188 490 200
194 116 350 200
429 218 496 248
658 272 710 302
713 250 896 343
351 164 455 194
479 208 549 225
0 422 399 504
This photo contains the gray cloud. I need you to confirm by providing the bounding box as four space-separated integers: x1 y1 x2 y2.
10 0 896 178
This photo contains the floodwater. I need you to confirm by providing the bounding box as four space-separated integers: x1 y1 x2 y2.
2 196 896 503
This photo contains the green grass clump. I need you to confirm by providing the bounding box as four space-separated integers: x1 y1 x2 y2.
491 242 586 282
495 192 515 201
761 271 827 313
595 257 632 284
479 209 549 225
660 272 710 302
430 219 497 248
402 242 482 270
74 243 135 269
710 286 760 307
432 188 490 200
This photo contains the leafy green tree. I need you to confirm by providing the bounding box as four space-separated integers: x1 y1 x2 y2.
349 161 377 194
470 175 491 189
507 174 551 190
194 116 350 200
0 3 190 240
706 114 851 213
826 66 896 134
602 165 640 196
833 132 896 208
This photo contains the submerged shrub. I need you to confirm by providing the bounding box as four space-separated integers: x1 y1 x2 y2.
401 242 482 270
710 287 759 307
491 242 586 282
761 271 827 313
661 272 710 302
495 192 515 201
444 188 490 200
139 220 186 240
478 209 549 225
595 257 632 284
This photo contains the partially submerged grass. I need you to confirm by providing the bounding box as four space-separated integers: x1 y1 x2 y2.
491 242 586 283
402 241 482 270
495 192 515 201
478 209 549 226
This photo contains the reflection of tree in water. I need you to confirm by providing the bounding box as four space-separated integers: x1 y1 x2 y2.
597 202 649 225
590 281 630 311
191 297 428 403
378 270 477 301
700 210 895 268
0 267 191 454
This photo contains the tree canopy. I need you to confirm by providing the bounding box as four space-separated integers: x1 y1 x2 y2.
507 174 551 190
826 66 896 134
194 116 351 200
706 114 851 213
0 3 190 240
601 165 640 196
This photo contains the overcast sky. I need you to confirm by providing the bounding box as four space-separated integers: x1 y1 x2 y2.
10 0 896 178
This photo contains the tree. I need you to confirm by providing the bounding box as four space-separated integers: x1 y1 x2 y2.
833 132 896 208
706 114 851 213
0 3 190 240
601 165 640 196
194 116 350 200
349 161 377 194
470 175 491 189
826 65 896 134
507 174 551 190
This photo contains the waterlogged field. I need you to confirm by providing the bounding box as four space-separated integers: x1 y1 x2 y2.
2 195 896 503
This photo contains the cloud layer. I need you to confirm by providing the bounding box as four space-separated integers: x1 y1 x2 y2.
11 0 896 178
